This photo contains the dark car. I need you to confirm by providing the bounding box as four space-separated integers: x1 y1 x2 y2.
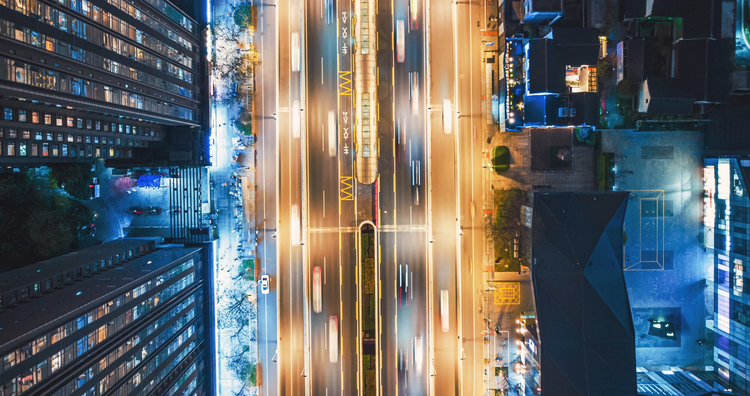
147 206 162 215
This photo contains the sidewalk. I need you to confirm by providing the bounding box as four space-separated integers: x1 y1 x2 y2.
209 0 262 391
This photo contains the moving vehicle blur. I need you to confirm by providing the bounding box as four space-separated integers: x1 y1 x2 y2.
440 289 449 332
396 20 405 63
291 32 300 72
410 72 419 115
325 0 335 24
328 111 336 157
329 316 338 363
313 266 322 313
443 99 452 134
409 0 418 30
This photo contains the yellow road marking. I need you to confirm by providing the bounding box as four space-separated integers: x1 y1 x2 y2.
338 70 352 96
379 280 382 299
494 282 521 305
394 279 396 299
393 138 395 157
395 314 397 333
379 315 382 334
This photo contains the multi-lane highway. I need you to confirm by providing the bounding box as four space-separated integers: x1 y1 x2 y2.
377 0 430 392
249 0 490 392
304 0 359 393
274 0 307 392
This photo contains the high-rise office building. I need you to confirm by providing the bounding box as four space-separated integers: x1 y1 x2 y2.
0 238 215 396
0 0 204 166
705 157 750 392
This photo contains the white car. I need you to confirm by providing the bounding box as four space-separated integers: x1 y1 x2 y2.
260 275 270 294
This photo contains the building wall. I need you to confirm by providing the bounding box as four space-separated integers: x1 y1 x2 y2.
0 242 210 396
0 0 203 166
705 157 750 392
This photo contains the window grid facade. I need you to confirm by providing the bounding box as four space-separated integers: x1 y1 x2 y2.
706 158 750 393
0 243 208 396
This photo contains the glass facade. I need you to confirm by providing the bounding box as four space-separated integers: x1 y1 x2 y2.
0 0 203 167
0 242 209 396
706 158 750 392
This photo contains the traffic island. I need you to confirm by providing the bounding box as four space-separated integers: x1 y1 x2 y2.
359 223 377 396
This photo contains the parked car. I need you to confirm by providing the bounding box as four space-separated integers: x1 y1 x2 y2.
129 206 146 214
260 275 270 294
147 206 162 215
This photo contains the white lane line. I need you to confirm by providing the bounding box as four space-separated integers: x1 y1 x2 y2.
322 123 325 151
324 256 327 284
321 57 324 85
323 190 326 218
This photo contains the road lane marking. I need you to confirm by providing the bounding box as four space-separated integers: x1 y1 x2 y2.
321 57 324 85
379 280 382 299
322 123 325 151
380 314 382 334
340 176 353 201
394 279 396 299
323 190 326 218
338 70 352 97
324 257 327 284
395 314 397 333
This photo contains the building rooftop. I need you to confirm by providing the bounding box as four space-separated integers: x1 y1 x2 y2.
673 38 732 104
0 244 201 351
638 77 695 115
532 192 636 395
0 239 158 295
